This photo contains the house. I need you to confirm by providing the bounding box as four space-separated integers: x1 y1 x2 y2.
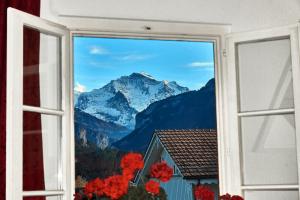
135 129 218 200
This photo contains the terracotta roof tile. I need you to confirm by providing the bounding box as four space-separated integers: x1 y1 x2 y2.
156 129 218 179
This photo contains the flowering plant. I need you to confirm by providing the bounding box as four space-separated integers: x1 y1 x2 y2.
74 153 173 200
194 186 214 200
150 161 173 182
193 186 244 200
219 193 244 200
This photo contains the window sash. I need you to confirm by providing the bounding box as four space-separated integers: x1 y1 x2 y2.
225 25 300 196
6 8 73 200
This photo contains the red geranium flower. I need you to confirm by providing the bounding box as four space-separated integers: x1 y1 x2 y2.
121 153 144 173
194 185 214 200
219 193 231 200
231 195 244 200
122 168 135 181
219 193 244 200
73 192 83 200
150 161 173 182
84 178 105 198
103 175 129 200
145 180 160 196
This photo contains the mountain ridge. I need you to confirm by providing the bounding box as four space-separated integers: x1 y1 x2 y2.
75 72 189 129
113 78 216 152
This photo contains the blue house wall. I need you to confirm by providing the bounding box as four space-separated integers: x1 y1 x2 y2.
160 148 218 200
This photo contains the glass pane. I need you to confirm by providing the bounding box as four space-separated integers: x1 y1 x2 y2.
23 196 62 200
244 190 299 200
241 114 298 185
23 26 61 109
237 38 294 112
23 112 62 190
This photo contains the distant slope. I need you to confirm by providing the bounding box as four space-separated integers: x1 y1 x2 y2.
113 78 216 152
74 108 130 149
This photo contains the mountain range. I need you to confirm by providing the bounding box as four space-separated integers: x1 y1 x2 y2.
75 72 189 129
113 78 216 152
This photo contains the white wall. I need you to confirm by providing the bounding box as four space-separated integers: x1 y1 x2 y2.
41 0 300 32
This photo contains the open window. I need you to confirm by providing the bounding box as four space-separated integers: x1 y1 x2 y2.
225 25 300 198
7 6 300 200
6 8 73 200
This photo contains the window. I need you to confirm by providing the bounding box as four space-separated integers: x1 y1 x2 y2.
73 37 219 199
225 25 300 198
6 8 73 200
14 6 300 200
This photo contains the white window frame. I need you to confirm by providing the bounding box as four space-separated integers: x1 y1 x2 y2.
225 24 300 196
6 8 73 200
69 21 230 194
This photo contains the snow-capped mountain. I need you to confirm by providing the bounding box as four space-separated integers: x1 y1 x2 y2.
114 78 216 152
75 72 189 129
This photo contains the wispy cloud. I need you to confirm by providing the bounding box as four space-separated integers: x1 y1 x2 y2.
89 46 109 55
74 82 86 93
188 61 214 68
115 53 154 61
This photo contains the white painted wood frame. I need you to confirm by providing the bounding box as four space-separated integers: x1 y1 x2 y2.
70 25 230 195
225 24 300 197
6 8 73 200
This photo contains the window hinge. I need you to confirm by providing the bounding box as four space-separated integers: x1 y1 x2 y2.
222 49 227 57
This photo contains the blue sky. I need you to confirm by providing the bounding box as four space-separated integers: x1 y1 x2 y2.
74 37 215 92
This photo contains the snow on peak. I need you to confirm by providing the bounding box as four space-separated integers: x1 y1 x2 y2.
76 73 189 129
128 72 155 80
139 72 155 79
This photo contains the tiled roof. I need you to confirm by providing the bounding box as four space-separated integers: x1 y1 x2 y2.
156 129 218 179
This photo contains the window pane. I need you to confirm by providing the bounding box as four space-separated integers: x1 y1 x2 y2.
23 26 61 109
237 38 294 112
23 112 62 190
23 196 62 200
73 37 218 198
244 190 299 200
241 114 298 185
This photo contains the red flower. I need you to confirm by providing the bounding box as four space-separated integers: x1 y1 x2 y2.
103 175 129 200
150 161 173 182
121 153 144 182
145 180 160 195
194 185 214 200
231 195 244 200
84 178 105 198
220 193 231 200
73 192 83 200
219 193 244 200
121 153 144 172
122 168 135 181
